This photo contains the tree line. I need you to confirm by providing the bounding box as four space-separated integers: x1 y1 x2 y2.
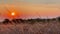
0 17 60 24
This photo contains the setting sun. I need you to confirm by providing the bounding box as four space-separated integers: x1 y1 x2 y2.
11 12 15 16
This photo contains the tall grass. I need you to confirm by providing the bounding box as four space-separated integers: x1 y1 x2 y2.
0 17 60 34
0 22 60 34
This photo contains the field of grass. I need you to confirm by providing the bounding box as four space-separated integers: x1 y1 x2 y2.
0 21 60 34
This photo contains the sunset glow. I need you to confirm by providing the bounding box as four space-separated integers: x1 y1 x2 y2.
0 0 60 19
11 12 15 16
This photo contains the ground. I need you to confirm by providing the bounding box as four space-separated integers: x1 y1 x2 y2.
0 22 60 34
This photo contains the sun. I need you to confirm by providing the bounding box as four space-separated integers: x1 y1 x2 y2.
11 12 15 16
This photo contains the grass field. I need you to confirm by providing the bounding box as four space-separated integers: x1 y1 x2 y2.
0 21 60 34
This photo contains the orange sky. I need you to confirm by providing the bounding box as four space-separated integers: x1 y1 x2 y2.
0 4 60 19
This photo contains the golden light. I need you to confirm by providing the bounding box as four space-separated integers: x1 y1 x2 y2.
11 12 15 16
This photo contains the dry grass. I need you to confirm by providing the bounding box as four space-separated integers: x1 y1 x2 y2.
0 22 60 34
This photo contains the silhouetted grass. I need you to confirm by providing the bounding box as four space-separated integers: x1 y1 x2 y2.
0 22 60 34
0 17 60 34
1 16 60 24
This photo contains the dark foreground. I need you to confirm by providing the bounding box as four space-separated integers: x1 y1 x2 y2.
0 22 60 34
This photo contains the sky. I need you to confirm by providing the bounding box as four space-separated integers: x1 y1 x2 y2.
0 0 60 19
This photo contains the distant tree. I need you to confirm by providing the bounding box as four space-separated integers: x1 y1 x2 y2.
12 19 17 24
51 18 56 22
46 19 51 23
27 19 31 22
35 18 42 22
12 19 28 24
27 19 36 24
2 19 11 24
42 19 46 23
19 19 25 23
15 19 21 23
57 17 60 22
